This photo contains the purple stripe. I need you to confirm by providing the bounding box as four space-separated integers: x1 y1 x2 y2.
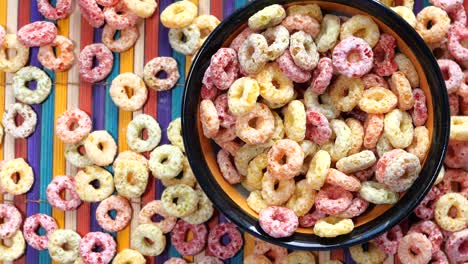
414 0 423 13
156 0 173 262
90 27 105 232
25 1 43 262
223 0 235 17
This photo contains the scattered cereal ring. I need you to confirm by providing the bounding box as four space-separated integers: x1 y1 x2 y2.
281 14 320 38
126 114 161 152
84 130 116 166
373 225 403 255
143 56 180 91
37 0 72 20
0 230 25 261
167 118 184 151
75 166 114 202
23 214 58 250
248 4 286 31
435 192 468 232
17 21 56 47
48 229 81 264
238 34 269 75
162 184 199 217
438 59 463 94
103 1 139 30
259 206 298 238
96 0 119 6
283 251 315 264
208 223 243 260
182 189 214 225
169 24 200 55
415 186 442 220
267 139 303 180
408 220 443 254
448 25 468 62
13 66 51 105
102 25 139 53
149 144 184 180
77 0 105 28
78 43 113 83
194 15 220 46
0 204 22 239
160 0 197 28
253 238 288 263
56 109 92 144
96 195 131 232
110 72 148 111
411 88 428 126
114 150 149 169
171 220 207 255
332 36 374 78
313 217 354 238
0 34 29 72
445 229 468 263
197 256 223 264
160 157 197 188
359 181 399 204
429 0 463 12
46 176 82 211
65 140 94 168
448 6 467 26
340 15 380 47
164 258 187 264
397 233 432 264
131 224 165 256
415 6 450 43
449 93 460 116
38 35 75 71
244 255 272 264
113 249 145 264
114 160 148 199
124 0 157 18
80 232 116 264
139 200 177 234
316 14 340 53
0 158 34 195
349 243 386 264
289 31 319 71
384 108 414 148
438 169 468 197
2 102 37 138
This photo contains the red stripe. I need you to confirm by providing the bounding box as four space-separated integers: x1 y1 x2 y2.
76 20 94 237
211 0 223 20
331 249 344 262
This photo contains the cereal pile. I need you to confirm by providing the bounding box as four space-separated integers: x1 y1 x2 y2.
198 1 468 263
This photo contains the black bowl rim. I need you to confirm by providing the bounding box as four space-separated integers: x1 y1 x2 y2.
182 0 450 250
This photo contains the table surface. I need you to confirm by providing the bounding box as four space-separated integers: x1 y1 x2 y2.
0 0 463 263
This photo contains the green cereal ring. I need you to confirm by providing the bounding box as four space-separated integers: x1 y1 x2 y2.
131 224 166 256
0 230 25 261
149 144 184 180
113 249 145 264
65 140 94 168
114 160 149 199
47 229 81 263
167 118 184 152
0 158 34 195
168 24 200 55
161 184 199 218
13 66 51 104
161 158 197 188
182 189 214 225
234 143 270 176
248 4 286 31
84 130 117 166
75 166 114 202
316 14 341 53
359 181 399 204
126 114 161 153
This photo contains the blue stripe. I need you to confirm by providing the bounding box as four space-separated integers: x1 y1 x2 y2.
171 52 184 119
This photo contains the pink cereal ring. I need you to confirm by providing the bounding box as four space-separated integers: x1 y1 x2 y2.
217 149 241 184
437 169 468 198
102 25 139 53
207 223 243 260
353 165 376 181
438 59 463 94
38 35 75 72
37 0 73 20
373 34 398 77
449 93 459 115
281 14 320 38
444 140 468 169
55 109 92 144
171 220 207 256
229 27 254 52
411 88 429 126
254 238 288 263
429 0 463 12
326 169 361 192
314 185 353 215
362 73 389 89
201 84 219 100
415 186 442 220
77 0 105 28
445 229 468 263
80 232 116 264
336 196 369 218
214 94 236 128
209 48 239 91
103 1 139 30
0 25 5 47
277 50 311 83
332 36 374 78
430 250 449 264
79 43 114 83
267 139 304 180
397 233 433 264
164 258 187 264
373 225 403 255
305 109 332 145
448 25 468 61
310 57 333 94
448 7 467 26
259 206 298 238
298 207 326 228
375 149 404 178
17 21 57 47
363 113 384 149
23 214 58 250
96 0 120 6
96 195 132 232
46 175 82 211
0 204 22 239
408 220 443 254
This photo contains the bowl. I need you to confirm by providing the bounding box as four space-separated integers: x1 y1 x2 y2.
182 0 450 250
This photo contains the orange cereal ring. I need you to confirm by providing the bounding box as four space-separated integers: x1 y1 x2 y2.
281 14 320 38
415 6 450 44
200 99 219 138
96 195 132 232
326 169 361 192
397 233 432 264
38 35 75 72
235 103 274 145
102 25 139 53
363 114 384 149
267 139 303 180
389 71 414 110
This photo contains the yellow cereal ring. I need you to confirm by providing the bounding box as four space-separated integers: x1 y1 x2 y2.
300 140 318 174
248 4 286 31
286 4 322 21
0 230 25 261
0 158 34 195
283 251 316 263
415 6 450 44
84 130 117 166
329 120 353 161
407 126 430 162
228 77 260 116
450 116 468 141
160 158 197 188
434 193 467 232
340 15 380 47
257 63 294 106
167 118 185 152
313 217 354 238
316 14 341 52
384 109 414 149
286 179 316 216
48 229 81 263
113 249 145 264
194 15 220 46
110 72 148 111
394 53 420 88
114 160 149 199
261 173 295 206
330 75 364 112
270 112 285 142
161 184 199 217
0 34 29 73
234 143 270 176
358 87 398 114
160 0 197 28
75 166 114 202
182 189 213 225
389 71 414 111
345 118 364 155
349 243 386 264
306 150 331 190
242 153 268 192
336 150 377 174
359 181 399 204
434 165 445 185
149 144 184 180
131 224 166 256
391 6 417 28
376 135 394 157
283 100 306 142
246 190 268 213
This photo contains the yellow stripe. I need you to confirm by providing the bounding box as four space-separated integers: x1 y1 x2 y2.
117 47 134 252
0 0 6 188
243 233 255 256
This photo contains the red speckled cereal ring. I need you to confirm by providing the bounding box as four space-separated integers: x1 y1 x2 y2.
207 223 243 260
276 50 311 83
376 149 421 192
298 207 326 228
77 0 105 28
326 169 361 192
449 93 459 115
79 43 113 83
17 21 57 47
281 14 320 38
201 84 219 100
337 196 369 219
448 25 468 62
103 1 139 30
38 35 75 72
332 36 374 78
397 233 432 264
315 185 353 215
143 56 180 91
363 113 384 149
445 229 468 263
208 48 239 91
215 94 236 128
217 149 241 184
362 73 389 89
438 59 463 94
448 7 467 26
437 169 468 198
411 88 429 126
46 175 82 211
310 57 333 95
259 206 298 238
55 109 92 144
0 204 22 239
305 109 332 145
444 140 468 169
372 34 398 77
102 25 139 53
267 139 304 180
373 224 403 255
96 195 132 232
430 0 463 12
353 165 376 181
408 220 443 254
171 220 207 256
37 0 72 20
139 200 177 234
79 232 116 264
430 250 449 264
415 186 442 220
23 214 58 250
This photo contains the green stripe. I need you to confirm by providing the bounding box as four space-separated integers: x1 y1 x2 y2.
171 52 185 119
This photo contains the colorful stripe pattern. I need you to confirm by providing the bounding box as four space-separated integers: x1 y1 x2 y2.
0 0 441 263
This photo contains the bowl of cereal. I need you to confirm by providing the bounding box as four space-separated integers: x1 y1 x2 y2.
182 0 450 249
